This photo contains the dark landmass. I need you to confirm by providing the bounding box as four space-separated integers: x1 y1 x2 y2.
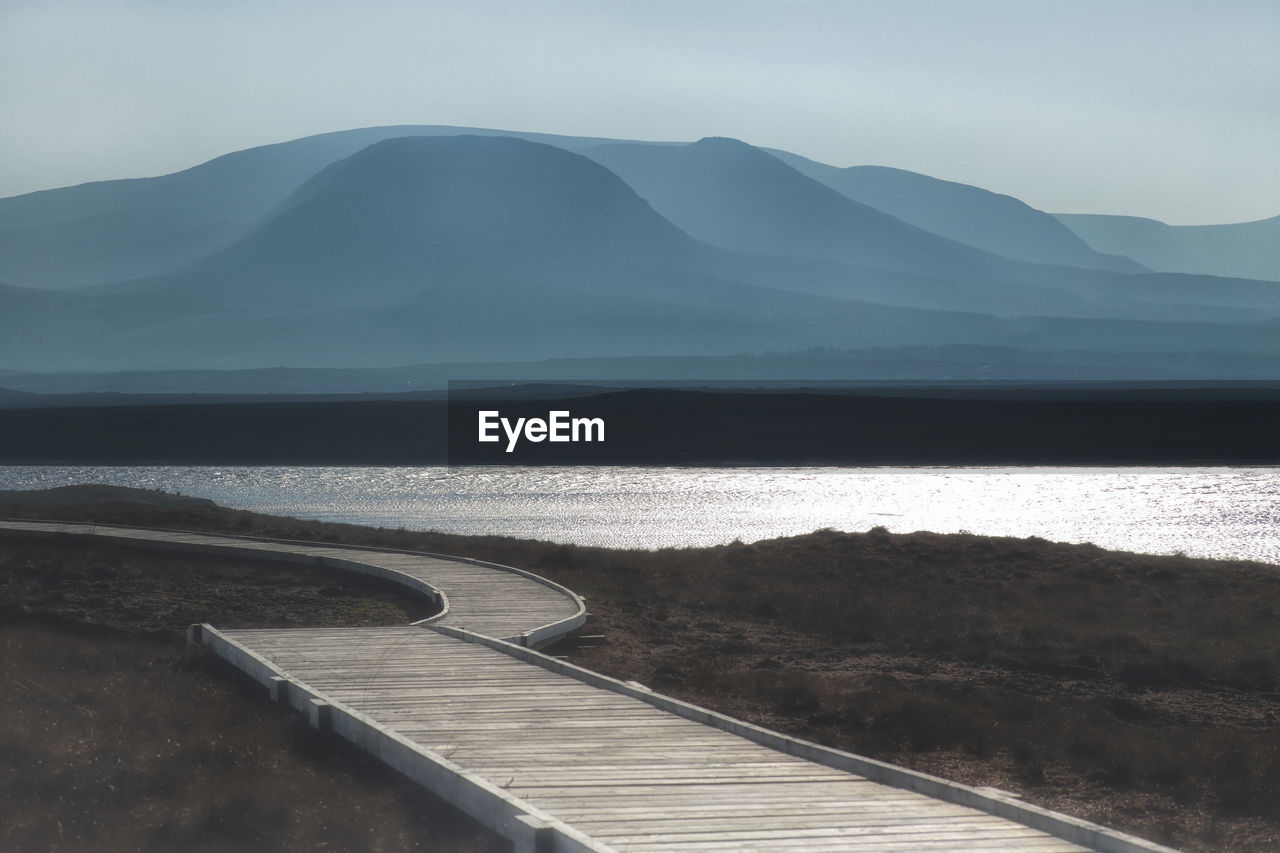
0 483 220 508
6 385 1280 464
0 398 447 464
6 346 1280 399
450 385 1280 465
2 486 1279 850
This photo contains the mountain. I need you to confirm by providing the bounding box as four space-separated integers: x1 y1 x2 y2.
1055 213 1280 282
0 124 1137 292
2 129 1278 379
585 137 1017 279
0 136 1019 371
166 134 697 309
584 137 1280 322
0 125 649 290
771 152 1143 273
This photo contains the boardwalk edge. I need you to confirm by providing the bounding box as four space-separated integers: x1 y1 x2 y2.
0 519 586 648
192 623 619 853
428 624 1183 853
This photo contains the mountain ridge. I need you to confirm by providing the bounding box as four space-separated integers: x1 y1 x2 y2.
771 150 1144 274
585 137 1023 280
1055 212 1280 282
0 125 677 290
1 127 1277 380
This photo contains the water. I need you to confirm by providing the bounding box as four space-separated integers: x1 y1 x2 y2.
2 465 1278 564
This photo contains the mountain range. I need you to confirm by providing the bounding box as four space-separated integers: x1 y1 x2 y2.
1054 213 1280 282
0 125 1276 381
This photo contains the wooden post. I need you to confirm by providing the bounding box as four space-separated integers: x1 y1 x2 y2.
269 676 290 705
513 814 553 853
308 699 332 734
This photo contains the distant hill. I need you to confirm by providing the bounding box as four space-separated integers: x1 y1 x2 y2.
585 137 1012 278
0 123 1141 292
9 345 1280 397
1 128 1278 380
585 137 1278 323
0 125 649 290
771 152 1143 273
170 134 697 309
1055 213 1280 282
0 136 1026 370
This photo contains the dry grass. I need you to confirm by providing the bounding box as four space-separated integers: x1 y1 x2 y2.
1 538 434 634
0 536 504 853
0 620 506 853
530 530 1280 852
5 494 1280 850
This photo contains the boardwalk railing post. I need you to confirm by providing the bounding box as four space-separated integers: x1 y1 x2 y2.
512 814 552 853
308 699 332 735
269 676 291 705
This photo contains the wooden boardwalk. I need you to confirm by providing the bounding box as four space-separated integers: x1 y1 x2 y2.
0 519 585 645
210 624 1119 853
2 519 1178 853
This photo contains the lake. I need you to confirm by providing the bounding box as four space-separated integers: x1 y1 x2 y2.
2 465 1278 564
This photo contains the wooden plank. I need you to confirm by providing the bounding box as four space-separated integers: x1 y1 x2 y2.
202 625 1119 852
612 839 1087 852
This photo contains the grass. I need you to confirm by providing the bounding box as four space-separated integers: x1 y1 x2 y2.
0 537 504 853
4 492 1280 851
1 537 436 633
0 619 507 853
529 529 1280 851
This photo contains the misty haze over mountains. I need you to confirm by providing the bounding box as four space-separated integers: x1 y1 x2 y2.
0 124 1277 388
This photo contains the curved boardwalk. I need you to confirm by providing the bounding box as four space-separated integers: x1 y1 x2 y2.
0 519 585 645
0 519 1178 853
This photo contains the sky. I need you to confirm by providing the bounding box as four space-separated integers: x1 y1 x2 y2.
1 0 1276 225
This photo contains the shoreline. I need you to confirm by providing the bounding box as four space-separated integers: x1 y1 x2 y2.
3 467 1277 565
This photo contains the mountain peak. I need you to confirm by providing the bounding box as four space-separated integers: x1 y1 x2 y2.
691 136 752 148
216 134 693 292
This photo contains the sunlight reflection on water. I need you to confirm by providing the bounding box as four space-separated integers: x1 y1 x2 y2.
2 465 1277 562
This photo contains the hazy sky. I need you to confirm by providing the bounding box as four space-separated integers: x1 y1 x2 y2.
2 0 1276 224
